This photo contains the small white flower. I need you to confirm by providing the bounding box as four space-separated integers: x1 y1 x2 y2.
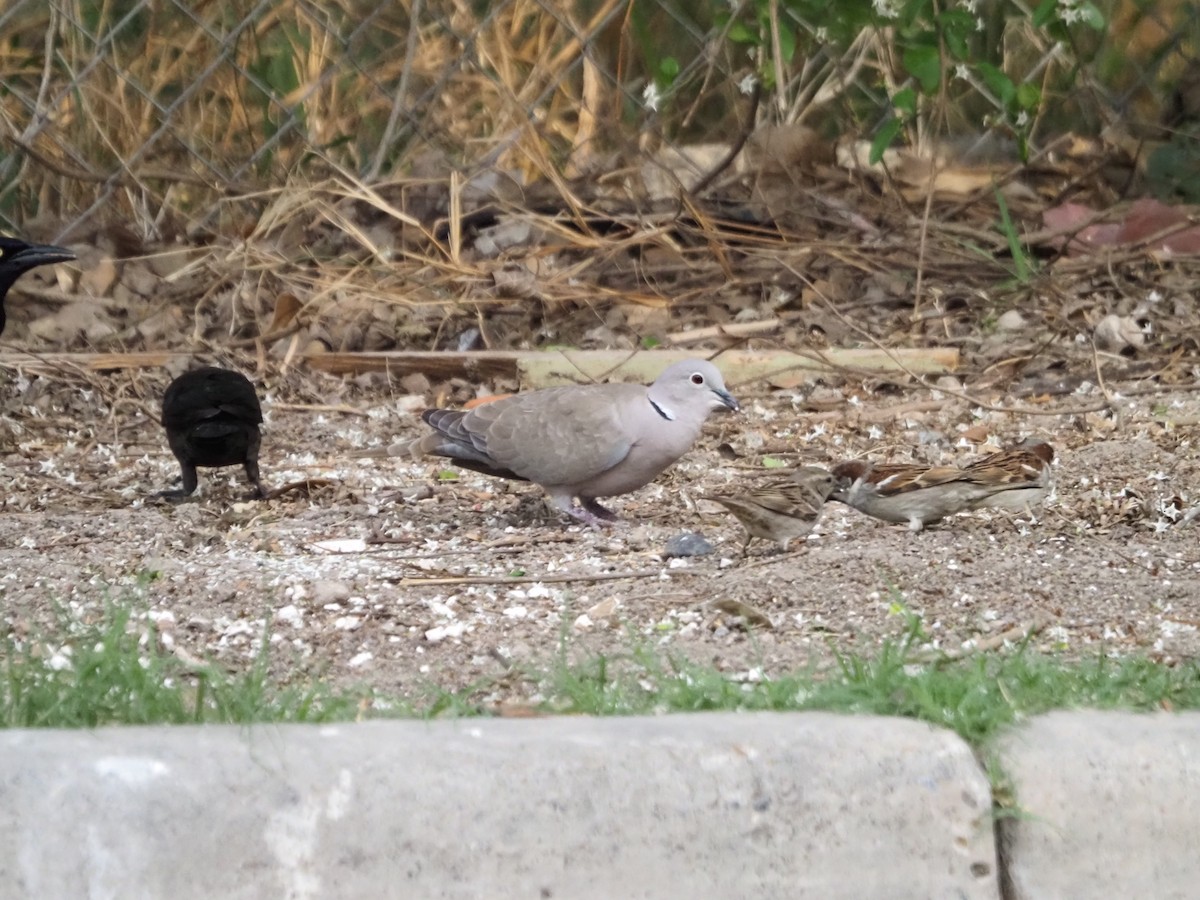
962 0 978 10
873 0 900 17
976 15 985 30
738 73 757 95
1016 110 1029 127
642 82 662 111
814 26 829 43
955 63 970 81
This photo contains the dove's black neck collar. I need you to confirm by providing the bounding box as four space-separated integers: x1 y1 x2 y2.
648 398 674 421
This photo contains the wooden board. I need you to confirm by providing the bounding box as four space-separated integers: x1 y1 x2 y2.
0 346 959 388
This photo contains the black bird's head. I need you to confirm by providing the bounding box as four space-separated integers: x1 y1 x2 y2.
0 237 76 336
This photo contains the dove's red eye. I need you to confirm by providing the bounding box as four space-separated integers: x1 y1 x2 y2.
690 373 705 385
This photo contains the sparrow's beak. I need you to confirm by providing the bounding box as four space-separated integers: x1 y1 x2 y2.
829 468 861 500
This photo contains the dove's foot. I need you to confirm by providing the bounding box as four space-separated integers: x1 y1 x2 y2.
579 497 621 523
559 501 619 528
565 505 615 528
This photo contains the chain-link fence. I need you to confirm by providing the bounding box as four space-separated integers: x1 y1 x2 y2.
1 0 1197 244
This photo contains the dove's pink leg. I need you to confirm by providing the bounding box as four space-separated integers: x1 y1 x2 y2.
565 507 611 527
548 492 615 528
579 497 620 522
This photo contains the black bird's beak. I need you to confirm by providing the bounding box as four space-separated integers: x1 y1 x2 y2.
12 243 76 268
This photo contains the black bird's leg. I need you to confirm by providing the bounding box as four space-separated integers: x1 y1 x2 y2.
180 462 199 496
156 468 198 504
243 430 266 498
155 461 198 501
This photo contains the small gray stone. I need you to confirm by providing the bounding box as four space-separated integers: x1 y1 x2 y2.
664 532 714 558
311 579 352 605
995 309 1027 331
140 556 180 577
400 484 434 502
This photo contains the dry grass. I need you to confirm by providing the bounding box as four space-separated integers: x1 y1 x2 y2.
0 1 1195 371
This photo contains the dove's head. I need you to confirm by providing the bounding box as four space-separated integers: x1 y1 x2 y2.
648 359 740 422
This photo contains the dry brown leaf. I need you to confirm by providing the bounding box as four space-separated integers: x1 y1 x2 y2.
710 598 773 630
267 292 303 333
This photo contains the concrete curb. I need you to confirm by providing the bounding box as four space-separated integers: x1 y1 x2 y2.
996 710 1200 899
2 711 1198 898
0 713 996 899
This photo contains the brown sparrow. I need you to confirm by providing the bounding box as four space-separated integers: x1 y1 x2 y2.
830 460 986 532
831 439 1057 531
962 439 1055 513
707 466 838 553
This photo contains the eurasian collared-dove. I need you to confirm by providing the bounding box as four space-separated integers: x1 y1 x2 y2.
707 465 837 553
159 366 266 499
407 359 739 525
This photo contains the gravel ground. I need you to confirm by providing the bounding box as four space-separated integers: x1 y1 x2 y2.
2 364 1197 703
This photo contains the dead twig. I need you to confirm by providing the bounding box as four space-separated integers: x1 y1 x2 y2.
363 534 581 558
804 398 950 424
1090 338 1119 419
383 569 691 587
666 316 797 346
261 477 337 500
270 402 372 417
913 613 1052 664
778 266 1113 418
689 80 761 196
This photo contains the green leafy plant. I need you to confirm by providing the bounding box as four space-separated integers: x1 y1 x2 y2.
716 0 1106 162
995 189 1037 283
0 602 364 728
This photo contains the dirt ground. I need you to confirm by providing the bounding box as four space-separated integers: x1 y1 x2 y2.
2 346 1198 704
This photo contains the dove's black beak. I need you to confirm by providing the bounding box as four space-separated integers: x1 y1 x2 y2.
714 387 740 413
